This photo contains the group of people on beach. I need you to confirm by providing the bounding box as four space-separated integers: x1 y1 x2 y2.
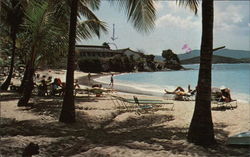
164 85 233 102
34 74 80 96
33 72 115 97
35 74 64 96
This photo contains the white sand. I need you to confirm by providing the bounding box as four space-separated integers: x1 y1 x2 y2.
0 69 249 156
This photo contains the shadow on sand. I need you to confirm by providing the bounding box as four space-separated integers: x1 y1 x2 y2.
1 97 249 157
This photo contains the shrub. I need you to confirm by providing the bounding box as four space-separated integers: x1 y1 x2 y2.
78 57 103 73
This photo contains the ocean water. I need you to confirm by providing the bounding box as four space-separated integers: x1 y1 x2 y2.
95 63 250 103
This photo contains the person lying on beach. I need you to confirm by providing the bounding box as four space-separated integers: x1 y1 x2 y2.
212 87 233 102
164 85 196 96
92 84 102 88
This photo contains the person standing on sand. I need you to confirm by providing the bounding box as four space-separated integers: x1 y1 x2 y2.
88 72 91 85
109 74 114 88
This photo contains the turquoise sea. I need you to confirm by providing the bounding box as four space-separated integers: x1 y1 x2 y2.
96 63 250 103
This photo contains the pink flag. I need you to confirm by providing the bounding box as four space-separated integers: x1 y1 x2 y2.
182 44 188 50
186 48 192 53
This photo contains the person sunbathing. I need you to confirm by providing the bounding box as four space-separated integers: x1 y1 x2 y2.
221 88 232 102
164 85 196 96
212 87 232 102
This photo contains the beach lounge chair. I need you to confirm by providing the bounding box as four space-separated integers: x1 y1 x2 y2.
110 95 157 111
133 96 153 114
110 95 174 113
110 95 132 111
211 92 237 110
133 96 175 111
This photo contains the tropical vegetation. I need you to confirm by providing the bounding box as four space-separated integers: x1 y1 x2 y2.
0 0 24 90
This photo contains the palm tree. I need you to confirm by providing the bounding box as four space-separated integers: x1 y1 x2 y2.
59 0 107 123
17 1 52 106
17 0 107 107
59 0 79 123
0 0 24 90
187 0 216 145
59 0 158 123
17 0 68 106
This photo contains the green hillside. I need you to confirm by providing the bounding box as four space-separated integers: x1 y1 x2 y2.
177 49 250 60
180 55 250 64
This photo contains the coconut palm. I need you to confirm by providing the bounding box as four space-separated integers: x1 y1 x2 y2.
17 0 62 106
17 0 107 107
59 0 108 123
187 0 216 145
0 0 24 90
59 0 158 123
59 0 79 123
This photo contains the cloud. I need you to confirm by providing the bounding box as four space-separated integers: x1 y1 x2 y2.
156 14 200 30
214 4 247 31
167 1 201 14
155 2 201 30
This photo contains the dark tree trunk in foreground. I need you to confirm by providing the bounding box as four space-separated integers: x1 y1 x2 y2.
17 66 34 106
18 44 36 107
1 29 16 90
187 0 216 146
18 63 30 93
59 0 78 123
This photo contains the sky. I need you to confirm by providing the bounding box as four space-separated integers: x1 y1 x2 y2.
79 1 250 55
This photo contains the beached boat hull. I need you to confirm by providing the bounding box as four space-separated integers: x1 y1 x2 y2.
227 131 250 145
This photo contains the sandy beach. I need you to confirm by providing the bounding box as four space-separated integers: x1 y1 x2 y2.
0 69 249 156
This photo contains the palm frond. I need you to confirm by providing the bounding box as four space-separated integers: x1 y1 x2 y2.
21 0 68 65
78 1 99 20
80 0 100 10
109 0 156 33
177 0 199 14
77 19 107 40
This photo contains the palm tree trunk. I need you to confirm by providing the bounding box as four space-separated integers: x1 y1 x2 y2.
187 0 216 146
18 62 30 93
17 66 34 106
1 29 16 90
17 45 36 107
59 0 78 123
